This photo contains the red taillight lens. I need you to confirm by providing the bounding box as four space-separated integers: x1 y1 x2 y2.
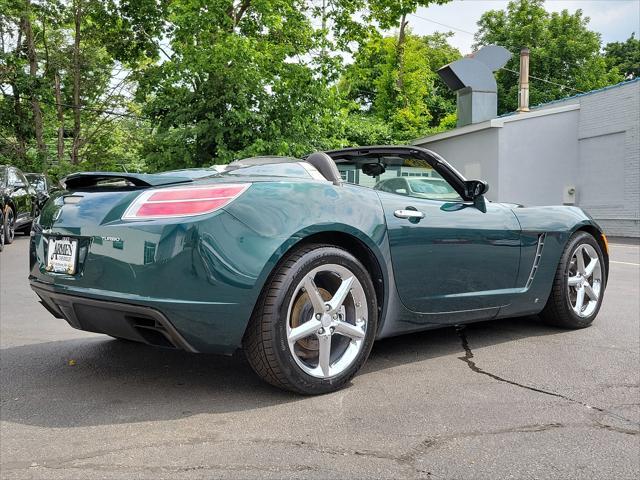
122 183 250 220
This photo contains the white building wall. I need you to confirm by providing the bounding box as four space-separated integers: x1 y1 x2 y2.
498 109 579 206
413 126 500 200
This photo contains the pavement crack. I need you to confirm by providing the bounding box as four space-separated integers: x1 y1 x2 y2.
593 420 640 436
455 326 640 431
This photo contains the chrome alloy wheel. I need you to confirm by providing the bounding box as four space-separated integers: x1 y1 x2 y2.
286 264 368 379
567 243 602 318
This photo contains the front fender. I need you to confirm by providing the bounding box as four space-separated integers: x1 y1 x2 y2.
498 205 608 318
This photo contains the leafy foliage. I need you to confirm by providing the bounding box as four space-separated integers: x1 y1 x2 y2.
0 0 156 176
138 1 337 168
604 33 640 80
0 0 633 177
340 31 460 142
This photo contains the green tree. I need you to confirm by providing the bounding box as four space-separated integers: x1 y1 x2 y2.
340 31 460 143
137 1 364 170
604 33 640 80
366 1 450 112
475 0 623 114
0 0 161 176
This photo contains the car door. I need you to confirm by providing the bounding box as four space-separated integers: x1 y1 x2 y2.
381 193 521 314
20 171 36 219
330 147 521 318
8 168 32 225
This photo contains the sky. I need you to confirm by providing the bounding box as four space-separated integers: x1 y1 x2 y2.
409 0 640 54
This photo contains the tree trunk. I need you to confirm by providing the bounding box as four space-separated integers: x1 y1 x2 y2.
54 72 65 162
22 3 47 162
10 81 28 159
71 0 82 164
9 29 27 160
396 12 409 105
234 0 251 26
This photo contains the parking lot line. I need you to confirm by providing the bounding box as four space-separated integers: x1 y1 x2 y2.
610 260 640 266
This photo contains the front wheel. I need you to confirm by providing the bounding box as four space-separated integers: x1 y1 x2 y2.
0 209 4 252
540 231 606 329
244 244 378 394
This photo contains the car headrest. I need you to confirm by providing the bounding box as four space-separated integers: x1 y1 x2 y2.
306 152 342 186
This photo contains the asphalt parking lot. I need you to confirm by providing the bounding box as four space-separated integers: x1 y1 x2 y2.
1 235 639 479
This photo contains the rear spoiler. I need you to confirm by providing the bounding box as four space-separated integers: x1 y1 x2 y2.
62 172 193 190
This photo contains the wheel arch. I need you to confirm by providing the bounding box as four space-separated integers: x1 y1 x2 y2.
246 228 389 340
571 223 610 283
290 231 386 324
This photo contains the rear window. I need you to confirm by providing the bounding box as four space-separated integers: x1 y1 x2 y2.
224 162 312 178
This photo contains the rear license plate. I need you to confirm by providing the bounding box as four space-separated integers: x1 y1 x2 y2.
46 237 78 274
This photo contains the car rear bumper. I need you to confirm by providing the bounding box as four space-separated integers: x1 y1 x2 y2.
31 282 198 352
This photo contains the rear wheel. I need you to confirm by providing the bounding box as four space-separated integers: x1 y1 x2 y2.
243 244 378 394
16 223 32 235
3 207 15 245
540 231 606 328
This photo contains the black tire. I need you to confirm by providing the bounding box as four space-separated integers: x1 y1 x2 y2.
3 207 15 245
0 210 4 252
540 231 606 329
16 223 32 235
243 244 378 395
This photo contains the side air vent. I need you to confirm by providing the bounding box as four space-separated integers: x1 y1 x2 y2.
525 233 546 289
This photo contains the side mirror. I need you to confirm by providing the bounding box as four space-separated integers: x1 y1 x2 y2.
12 180 26 189
465 180 489 199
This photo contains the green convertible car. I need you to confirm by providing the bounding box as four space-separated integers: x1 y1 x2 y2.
29 146 609 394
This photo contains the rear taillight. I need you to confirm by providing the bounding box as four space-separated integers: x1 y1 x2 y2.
122 183 250 220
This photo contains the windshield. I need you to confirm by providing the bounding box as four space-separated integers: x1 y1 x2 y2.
408 178 456 195
25 174 46 192
335 155 463 202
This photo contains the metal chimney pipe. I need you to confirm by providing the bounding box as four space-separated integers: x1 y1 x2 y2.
517 47 530 112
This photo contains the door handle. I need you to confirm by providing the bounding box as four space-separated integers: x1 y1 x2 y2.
394 209 425 220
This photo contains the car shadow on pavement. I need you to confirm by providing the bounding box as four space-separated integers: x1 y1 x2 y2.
0 315 564 428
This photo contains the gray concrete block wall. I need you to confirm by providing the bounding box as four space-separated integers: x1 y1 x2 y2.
525 80 639 236
574 81 639 237
416 79 640 237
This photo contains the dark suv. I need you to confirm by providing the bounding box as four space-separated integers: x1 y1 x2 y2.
1 165 37 244
0 196 5 252
25 172 58 213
